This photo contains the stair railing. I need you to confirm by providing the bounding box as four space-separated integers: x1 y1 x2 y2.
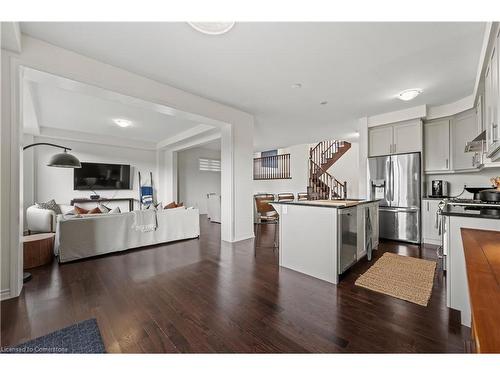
309 159 347 200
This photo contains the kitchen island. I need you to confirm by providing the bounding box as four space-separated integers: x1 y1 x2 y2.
441 206 500 327
271 199 379 284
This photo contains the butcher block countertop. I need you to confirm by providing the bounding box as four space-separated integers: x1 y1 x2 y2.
461 228 500 353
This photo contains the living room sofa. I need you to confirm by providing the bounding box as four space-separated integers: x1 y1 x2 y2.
55 207 200 263
26 204 74 233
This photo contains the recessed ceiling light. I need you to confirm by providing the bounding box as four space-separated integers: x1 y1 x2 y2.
320 101 328 105
188 22 235 35
291 83 302 89
113 119 132 128
398 88 422 101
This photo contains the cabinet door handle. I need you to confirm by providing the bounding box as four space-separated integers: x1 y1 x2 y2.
427 201 429 211
445 159 449 169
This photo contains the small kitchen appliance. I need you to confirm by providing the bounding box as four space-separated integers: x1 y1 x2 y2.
431 180 448 198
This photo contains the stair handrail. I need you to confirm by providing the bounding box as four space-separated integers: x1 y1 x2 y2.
309 158 347 199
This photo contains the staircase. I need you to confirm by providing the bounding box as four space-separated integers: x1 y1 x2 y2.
308 140 351 200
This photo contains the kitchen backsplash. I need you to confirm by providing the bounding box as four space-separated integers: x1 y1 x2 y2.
424 167 500 198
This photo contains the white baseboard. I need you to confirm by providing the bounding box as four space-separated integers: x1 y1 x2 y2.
231 233 256 243
0 289 11 301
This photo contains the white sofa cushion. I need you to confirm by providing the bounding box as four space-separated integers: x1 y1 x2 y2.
27 203 75 232
55 208 200 263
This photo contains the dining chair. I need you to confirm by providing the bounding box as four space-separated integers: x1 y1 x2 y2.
297 192 309 201
254 194 279 249
277 192 295 201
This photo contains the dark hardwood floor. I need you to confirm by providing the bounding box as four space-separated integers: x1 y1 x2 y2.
1 216 469 353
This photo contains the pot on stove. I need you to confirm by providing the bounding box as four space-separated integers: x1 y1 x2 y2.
479 188 500 203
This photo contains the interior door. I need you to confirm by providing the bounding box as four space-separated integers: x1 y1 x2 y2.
390 153 420 209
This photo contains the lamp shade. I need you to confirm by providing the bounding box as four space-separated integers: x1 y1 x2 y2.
47 150 81 168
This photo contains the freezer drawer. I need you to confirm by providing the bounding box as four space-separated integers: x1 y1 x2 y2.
379 207 420 244
338 207 358 274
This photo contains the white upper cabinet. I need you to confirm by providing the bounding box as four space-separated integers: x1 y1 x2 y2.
424 119 450 172
451 110 478 171
368 125 393 157
485 27 500 159
368 120 422 157
393 121 422 154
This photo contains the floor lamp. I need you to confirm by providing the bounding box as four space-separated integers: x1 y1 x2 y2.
22 142 81 282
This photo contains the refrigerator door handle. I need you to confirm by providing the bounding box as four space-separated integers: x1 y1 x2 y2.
390 159 395 203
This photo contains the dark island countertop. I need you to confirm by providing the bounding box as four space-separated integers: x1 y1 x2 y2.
440 205 500 220
270 199 380 209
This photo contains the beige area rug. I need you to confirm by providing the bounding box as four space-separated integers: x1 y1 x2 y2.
355 253 437 306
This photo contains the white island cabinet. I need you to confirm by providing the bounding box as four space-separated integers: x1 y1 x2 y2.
271 200 379 284
442 208 500 327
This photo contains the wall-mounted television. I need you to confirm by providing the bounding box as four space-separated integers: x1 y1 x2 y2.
74 162 131 190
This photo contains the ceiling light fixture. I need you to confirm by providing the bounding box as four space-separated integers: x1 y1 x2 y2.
113 119 132 128
188 22 235 35
398 88 423 101
291 83 302 89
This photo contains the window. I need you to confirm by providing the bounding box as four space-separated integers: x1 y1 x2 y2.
199 158 221 172
261 150 278 168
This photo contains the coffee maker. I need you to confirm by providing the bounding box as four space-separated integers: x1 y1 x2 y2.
430 180 449 198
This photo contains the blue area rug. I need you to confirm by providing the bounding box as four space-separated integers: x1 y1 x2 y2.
2 318 106 354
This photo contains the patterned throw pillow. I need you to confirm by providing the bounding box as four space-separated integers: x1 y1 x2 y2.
74 205 89 214
164 201 177 209
36 199 62 214
88 207 102 214
109 206 121 214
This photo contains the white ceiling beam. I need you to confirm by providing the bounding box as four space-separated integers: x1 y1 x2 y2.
156 124 214 149
22 66 228 129
37 127 157 151
165 129 222 152
1 22 22 53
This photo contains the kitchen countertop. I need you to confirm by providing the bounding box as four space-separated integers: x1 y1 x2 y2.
440 205 500 219
460 228 500 353
270 199 380 209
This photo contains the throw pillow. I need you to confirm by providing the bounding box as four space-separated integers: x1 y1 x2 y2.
88 207 102 214
177 202 184 207
98 204 110 213
36 199 62 214
164 201 177 209
74 205 89 214
109 206 121 214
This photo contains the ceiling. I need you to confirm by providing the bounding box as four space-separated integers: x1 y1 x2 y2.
26 80 208 145
21 22 486 150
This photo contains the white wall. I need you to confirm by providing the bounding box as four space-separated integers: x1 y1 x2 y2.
424 167 500 197
328 142 359 198
30 136 157 212
23 134 35 230
253 142 359 198
177 146 221 214
2 34 254 299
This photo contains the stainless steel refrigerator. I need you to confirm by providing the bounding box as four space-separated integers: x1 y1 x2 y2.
368 152 421 244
